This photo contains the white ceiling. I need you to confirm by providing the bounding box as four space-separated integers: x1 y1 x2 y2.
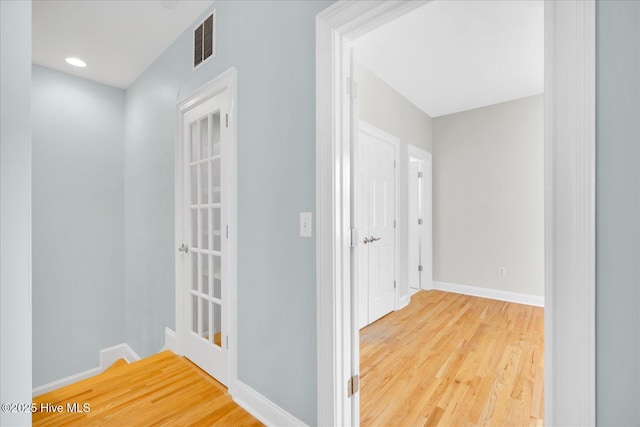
354 0 543 118
33 0 214 89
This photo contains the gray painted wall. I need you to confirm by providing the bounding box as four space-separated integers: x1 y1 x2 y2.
596 1 640 424
32 66 126 387
0 1 33 425
355 63 433 301
124 1 332 423
432 95 544 297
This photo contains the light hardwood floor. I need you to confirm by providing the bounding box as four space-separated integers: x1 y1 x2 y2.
360 290 544 426
33 350 262 426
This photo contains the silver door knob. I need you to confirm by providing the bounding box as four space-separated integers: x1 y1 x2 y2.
370 236 381 242
178 244 189 253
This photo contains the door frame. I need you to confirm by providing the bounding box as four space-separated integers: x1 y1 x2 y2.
174 67 238 392
355 120 400 325
407 144 432 293
316 1 595 426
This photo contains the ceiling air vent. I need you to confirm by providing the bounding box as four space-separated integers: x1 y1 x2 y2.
194 12 215 70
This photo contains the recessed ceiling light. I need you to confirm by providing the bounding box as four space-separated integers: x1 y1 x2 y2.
65 57 87 68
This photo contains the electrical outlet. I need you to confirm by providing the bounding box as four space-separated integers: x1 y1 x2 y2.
497 267 507 277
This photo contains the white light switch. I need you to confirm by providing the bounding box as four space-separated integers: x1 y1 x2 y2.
300 212 312 237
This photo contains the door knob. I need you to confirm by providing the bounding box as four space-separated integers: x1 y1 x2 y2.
178 244 189 253
370 236 381 242
363 237 371 244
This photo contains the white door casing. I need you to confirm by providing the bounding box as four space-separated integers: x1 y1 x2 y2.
175 68 237 390
356 122 397 328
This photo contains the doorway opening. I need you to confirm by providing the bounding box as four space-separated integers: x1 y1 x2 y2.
407 145 432 296
316 1 596 426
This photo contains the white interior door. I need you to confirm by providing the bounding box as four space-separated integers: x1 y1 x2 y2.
408 159 421 292
181 90 230 385
356 122 396 328
407 145 433 292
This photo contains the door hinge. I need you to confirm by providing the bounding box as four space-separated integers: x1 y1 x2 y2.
346 77 358 99
393 220 396 229
393 280 396 289
393 159 396 168
418 171 423 178
226 336 229 349
347 374 360 397
225 113 229 128
350 228 358 248
226 225 229 239
418 218 423 225
418 265 423 272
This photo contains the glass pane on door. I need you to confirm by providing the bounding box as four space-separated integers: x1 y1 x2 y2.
200 209 209 250
201 254 209 295
211 112 221 156
191 295 198 334
200 298 209 339
213 303 222 347
213 255 221 299
200 116 209 160
213 208 221 252
211 158 221 204
201 162 209 204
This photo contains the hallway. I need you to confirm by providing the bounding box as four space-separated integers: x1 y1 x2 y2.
33 351 261 426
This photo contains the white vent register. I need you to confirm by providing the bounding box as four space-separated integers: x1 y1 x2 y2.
194 12 216 69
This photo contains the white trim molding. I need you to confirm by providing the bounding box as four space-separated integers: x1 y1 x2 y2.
317 0 595 426
433 281 544 308
316 2 430 425
232 380 308 427
162 327 177 352
544 1 596 425
398 295 410 310
32 343 141 397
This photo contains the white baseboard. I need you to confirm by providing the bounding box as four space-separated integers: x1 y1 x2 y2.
398 295 410 309
162 327 177 352
421 279 434 291
232 379 308 427
32 343 141 397
433 281 544 307
32 366 103 397
100 343 141 367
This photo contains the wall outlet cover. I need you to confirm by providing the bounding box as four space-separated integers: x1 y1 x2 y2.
300 212 312 237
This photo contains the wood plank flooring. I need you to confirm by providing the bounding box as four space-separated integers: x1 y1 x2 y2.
360 290 544 426
33 350 262 426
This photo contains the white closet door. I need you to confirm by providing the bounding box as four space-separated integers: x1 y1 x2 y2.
357 123 396 328
366 133 395 324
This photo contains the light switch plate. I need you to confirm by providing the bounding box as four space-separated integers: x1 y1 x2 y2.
300 212 312 237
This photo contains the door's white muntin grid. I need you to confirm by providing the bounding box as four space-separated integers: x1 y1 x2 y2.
187 109 223 349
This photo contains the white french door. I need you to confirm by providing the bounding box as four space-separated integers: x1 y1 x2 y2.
179 88 230 385
356 122 397 329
